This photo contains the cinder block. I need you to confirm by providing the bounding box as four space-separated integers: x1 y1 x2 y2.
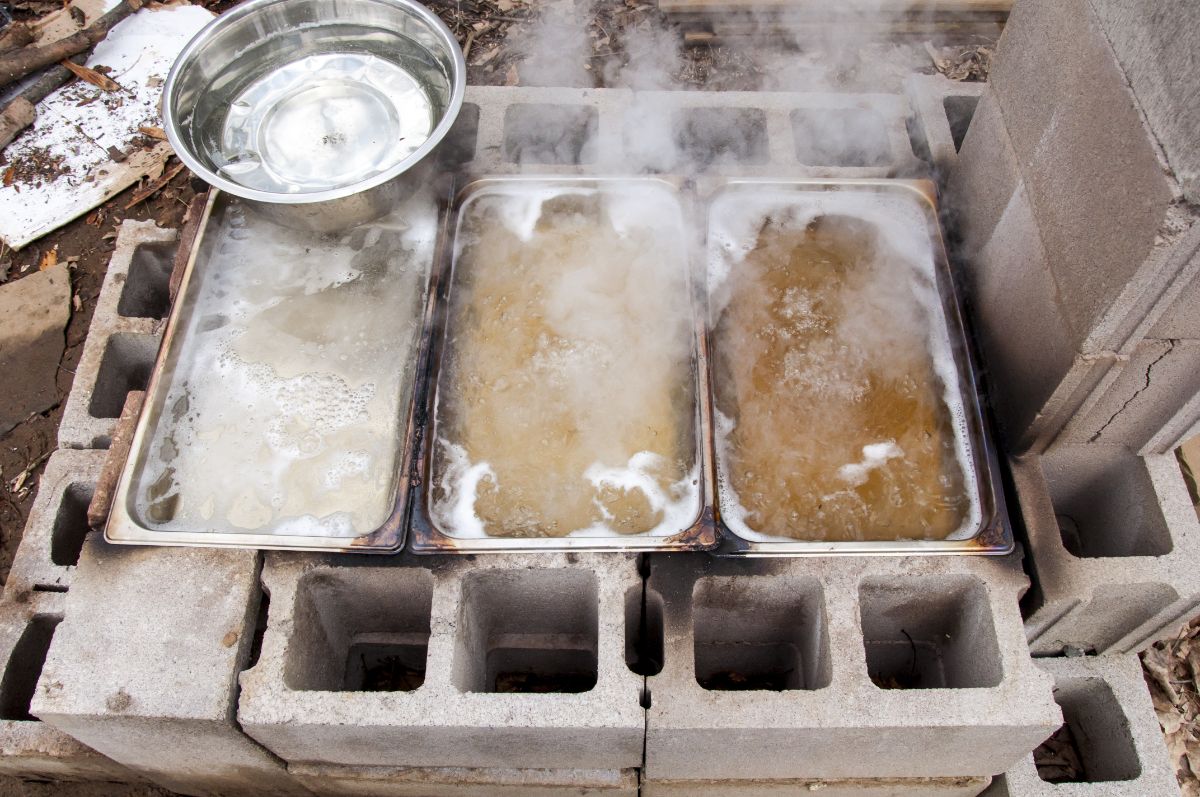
904 73 985 177
981 654 1178 796
58 220 175 449
643 776 991 796
0 592 133 783
643 553 1060 781
989 0 1194 351
30 536 307 796
464 85 920 179
238 552 645 771
1012 445 1200 655
4 449 105 597
290 763 638 797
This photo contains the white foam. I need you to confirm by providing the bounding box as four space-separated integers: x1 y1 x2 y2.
837 441 904 487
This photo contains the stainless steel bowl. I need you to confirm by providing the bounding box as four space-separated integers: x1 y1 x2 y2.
163 0 465 232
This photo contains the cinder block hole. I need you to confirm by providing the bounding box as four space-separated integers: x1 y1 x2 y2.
791 108 891 167
1034 678 1140 783
87 333 157 419
245 588 270 671
50 483 94 567
454 569 598 694
905 114 932 164
0 615 61 721
117 241 175 318
284 569 433 692
625 584 664 676
673 107 769 169
693 576 831 691
943 95 979 153
1042 447 1173 557
439 102 479 167
860 576 1001 689
504 103 598 165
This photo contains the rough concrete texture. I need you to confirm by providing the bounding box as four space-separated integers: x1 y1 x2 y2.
1012 445 1200 655
0 592 133 783
643 553 1060 781
1087 1 1200 206
239 552 644 771
903 74 984 177
3 449 104 596
980 654 1179 796
0 263 71 436
30 536 307 796
989 0 1194 353
1058 338 1200 452
462 85 920 178
290 764 637 797
643 776 992 796
58 221 175 450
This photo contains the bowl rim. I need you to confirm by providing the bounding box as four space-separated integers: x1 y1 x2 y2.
162 0 466 206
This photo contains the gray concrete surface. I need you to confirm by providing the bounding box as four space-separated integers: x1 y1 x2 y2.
290 764 638 797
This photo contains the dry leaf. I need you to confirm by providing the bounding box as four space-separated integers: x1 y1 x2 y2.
61 59 122 92
2 167 13 187
138 125 167 140
495 0 514 10
72 293 82 311
505 62 520 86
38 246 58 270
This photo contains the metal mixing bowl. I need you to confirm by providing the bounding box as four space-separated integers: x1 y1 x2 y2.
163 0 465 232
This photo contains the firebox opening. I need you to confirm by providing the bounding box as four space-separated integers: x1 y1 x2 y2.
692 576 831 692
88 333 157 420
283 569 433 692
503 103 598 165
453 569 599 694
791 108 890 167
1034 678 1140 783
860 576 1001 689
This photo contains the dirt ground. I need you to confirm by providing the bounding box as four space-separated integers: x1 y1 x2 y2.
4 1 1196 795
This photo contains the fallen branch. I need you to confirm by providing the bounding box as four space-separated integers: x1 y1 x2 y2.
124 159 185 209
0 0 143 90
61 58 121 91
0 55 84 150
0 23 35 55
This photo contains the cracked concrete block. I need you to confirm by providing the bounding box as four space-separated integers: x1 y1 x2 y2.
30 536 307 796
643 553 1060 781
1058 339 1200 451
980 655 1178 796
642 776 992 796
1012 445 1200 655
0 592 134 783
0 263 71 436
4 449 105 597
904 73 984 177
238 552 644 771
58 221 175 449
290 764 638 797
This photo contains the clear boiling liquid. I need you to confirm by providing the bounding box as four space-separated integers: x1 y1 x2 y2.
430 185 700 538
712 211 970 542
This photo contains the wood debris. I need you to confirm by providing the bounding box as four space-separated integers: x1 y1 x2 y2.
925 41 992 81
1144 620 1200 796
123 158 185 209
61 58 122 91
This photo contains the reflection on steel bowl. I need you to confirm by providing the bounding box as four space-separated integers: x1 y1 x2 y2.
163 0 465 231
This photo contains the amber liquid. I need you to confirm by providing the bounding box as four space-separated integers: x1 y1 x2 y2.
431 190 697 538
712 213 969 541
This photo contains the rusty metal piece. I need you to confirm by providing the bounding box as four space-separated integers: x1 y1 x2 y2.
87 390 145 529
168 191 208 305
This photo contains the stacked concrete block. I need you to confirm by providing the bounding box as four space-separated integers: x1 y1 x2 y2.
641 553 1061 792
904 73 985 177
947 0 1200 454
3 449 105 597
462 85 921 179
981 655 1178 796
58 220 176 449
1011 446 1200 656
0 591 132 782
289 764 638 797
238 552 644 775
29 536 307 796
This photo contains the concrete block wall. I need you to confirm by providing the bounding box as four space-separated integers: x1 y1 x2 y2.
904 74 985 177
238 553 645 772
948 0 1200 453
641 553 1061 787
981 655 1178 796
58 220 175 450
0 591 134 783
